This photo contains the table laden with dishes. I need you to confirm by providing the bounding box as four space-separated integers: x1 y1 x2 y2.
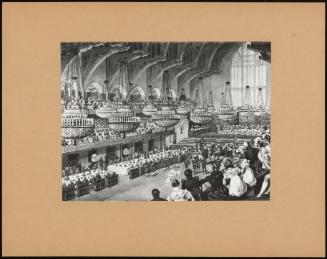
107 149 189 179
61 167 119 201
61 148 191 200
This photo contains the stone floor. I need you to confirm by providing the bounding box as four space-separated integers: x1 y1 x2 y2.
74 163 269 201
75 163 203 201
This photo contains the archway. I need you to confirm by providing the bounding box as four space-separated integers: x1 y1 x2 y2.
169 89 177 100
109 84 127 101
61 79 79 100
149 87 161 101
86 82 103 99
130 86 145 102
230 42 269 108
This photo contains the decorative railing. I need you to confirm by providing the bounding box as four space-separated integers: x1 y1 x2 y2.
108 116 141 123
62 118 94 127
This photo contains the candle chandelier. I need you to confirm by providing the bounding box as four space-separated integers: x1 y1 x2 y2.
61 56 94 139
190 77 213 125
152 70 180 129
240 85 252 110
176 88 192 115
207 77 215 113
61 102 94 139
142 85 158 116
105 59 141 133
218 82 234 114
95 57 117 126
256 87 266 110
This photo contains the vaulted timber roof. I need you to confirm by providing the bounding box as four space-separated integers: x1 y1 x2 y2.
61 42 270 92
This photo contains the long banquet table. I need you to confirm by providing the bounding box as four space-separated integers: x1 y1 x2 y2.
106 151 189 177
107 164 131 176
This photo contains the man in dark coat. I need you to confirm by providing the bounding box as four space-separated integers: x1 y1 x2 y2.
181 169 201 200
244 140 259 174
151 189 167 201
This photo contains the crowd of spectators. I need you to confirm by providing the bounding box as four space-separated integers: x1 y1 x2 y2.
151 131 271 201
190 124 211 132
217 124 268 137
111 148 186 171
62 119 167 147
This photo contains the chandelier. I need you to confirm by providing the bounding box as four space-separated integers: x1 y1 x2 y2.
61 54 96 139
239 85 252 111
105 59 141 133
207 77 215 113
152 106 181 128
256 87 266 111
61 102 94 139
176 88 191 115
142 103 158 116
95 57 117 128
142 85 158 116
207 92 215 113
152 70 180 128
95 102 117 118
190 77 213 124
218 82 234 114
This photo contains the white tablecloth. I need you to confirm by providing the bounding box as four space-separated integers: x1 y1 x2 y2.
107 165 131 175
106 150 182 175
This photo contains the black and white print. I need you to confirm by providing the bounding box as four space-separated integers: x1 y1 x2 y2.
61 42 271 201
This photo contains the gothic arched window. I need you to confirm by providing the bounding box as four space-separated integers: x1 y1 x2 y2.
230 42 270 108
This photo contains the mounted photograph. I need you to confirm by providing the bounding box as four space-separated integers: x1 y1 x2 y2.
61 42 271 201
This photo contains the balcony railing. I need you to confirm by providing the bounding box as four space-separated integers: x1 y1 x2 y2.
62 130 174 154
62 118 94 127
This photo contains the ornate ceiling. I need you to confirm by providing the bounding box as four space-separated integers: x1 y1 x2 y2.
61 42 270 93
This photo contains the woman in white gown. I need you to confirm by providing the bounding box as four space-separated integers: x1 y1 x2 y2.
239 159 257 187
222 160 248 198
167 179 195 201
228 174 248 197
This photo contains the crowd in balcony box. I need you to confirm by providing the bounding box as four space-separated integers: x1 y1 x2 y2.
62 119 168 147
